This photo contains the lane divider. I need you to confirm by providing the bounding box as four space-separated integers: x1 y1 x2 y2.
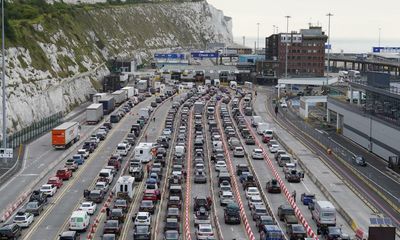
239 101 319 240
184 109 193 240
216 102 255 240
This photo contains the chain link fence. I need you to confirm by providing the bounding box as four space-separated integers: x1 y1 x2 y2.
5 112 63 148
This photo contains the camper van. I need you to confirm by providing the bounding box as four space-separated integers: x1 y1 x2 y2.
312 201 336 228
115 176 135 199
134 143 153 163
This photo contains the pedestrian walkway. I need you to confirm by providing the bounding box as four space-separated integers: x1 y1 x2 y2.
254 91 373 238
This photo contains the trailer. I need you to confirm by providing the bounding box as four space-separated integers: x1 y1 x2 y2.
99 96 116 115
86 103 104 124
194 101 205 115
137 80 148 93
122 86 134 98
52 122 80 149
112 90 127 106
115 175 135 202
93 93 107 103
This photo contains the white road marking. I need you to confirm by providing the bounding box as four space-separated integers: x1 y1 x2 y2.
301 181 311 193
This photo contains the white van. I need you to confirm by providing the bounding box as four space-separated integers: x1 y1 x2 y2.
69 210 90 231
312 201 336 227
99 168 114 183
117 143 129 156
257 122 270 135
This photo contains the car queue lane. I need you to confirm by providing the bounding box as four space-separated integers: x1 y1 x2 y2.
206 111 247 240
20 97 155 240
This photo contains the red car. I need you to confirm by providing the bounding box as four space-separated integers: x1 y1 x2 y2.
47 176 63 188
142 189 159 202
262 134 271 143
56 168 73 181
108 159 121 171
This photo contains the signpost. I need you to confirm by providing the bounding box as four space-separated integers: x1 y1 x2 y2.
0 148 13 159
154 53 185 59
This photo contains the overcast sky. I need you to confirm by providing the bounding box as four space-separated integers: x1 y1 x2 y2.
207 0 400 42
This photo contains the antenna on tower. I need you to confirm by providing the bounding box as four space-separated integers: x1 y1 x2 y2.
308 18 312 27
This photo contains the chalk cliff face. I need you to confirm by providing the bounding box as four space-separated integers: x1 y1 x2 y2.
1 0 233 134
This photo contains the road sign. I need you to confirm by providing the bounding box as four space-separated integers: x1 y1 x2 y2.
191 52 219 58
373 47 400 53
0 148 13 158
325 44 332 50
154 53 185 59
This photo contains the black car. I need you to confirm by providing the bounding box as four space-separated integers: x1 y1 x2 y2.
266 179 281 193
29 190 47 205
83 141 95 153
59 231 80 240
164 218 179 233
156 97 162 103
103 220 121 235
25 201 44 216
133 225 151 240
139 200 155 214
0 223 21 239
151 102 157 108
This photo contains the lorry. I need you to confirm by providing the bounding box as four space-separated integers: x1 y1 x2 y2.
86 103 104 125
112 90 127 106
257 122 270 135
137 80 148 93
93 93 107 103
99 96 116 115
348 70 361 79
122 86 134 98
194 101 205 115
52 122 80 149
312 200 336 232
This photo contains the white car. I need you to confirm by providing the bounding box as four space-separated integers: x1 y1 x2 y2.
196 224 214 240
215 161 227 172
90 136 100 144
269 144 280 153
40 184 57 197
280 100 288 108
94 181 109 192
77 149 89 159
248 195 263 210
219 191 234 206
79 201 97 215
134 212 151 226
163 129 172 139
252 148 264 160
13 212 34 228
233 147 245 157
245 187 260 199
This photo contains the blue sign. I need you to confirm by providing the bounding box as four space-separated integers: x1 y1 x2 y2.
191 52 219 58
325 44 332 50
373 47 400 53
154 53 185 59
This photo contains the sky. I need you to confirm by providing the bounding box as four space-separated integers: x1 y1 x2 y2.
207 0 400 52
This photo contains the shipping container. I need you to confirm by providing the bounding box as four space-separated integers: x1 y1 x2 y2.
86 103 104 124
99 96 116 115
52 122 80 149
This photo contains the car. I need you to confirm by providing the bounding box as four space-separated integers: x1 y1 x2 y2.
164 218 180 233
193 196 211 212
134 212 151 226
0 223 21 239
215 161 227 172
194 170 207 184
25 201 44 216
167 208 180 221
114 199 129 213
256 215 274 232
266 179 281 193
164 230 180 240
13 211 34 228
59 231 80 240
163 129 172 139
228 137 241 150
245 136 256 145
224 203 241 224
284 214 298 225
72 154 85 165
133 225 151 240
353 155 367 166
325 226 344 240
83 141 95 153
236 164 249 176
85 189 105 203
102 233 117 240
194 207 211 226
139 200 155 214
245 187 260 199
219 191 234 206
251 204 268 221
195 224 214 240
29 190 47 205
233 147 245 157
248 195 263 210
77 149 90 159
252 148 264 160
283 163 297 175
65 159 78 172
277 204 295 221
47 176 63 188
269 144 280 153
103 220 121 235
286 224 306 240
40 184 57 196
56 168 73 181
108 208 126 223
78 201 97 215
300 193 316 205
143 189 159 202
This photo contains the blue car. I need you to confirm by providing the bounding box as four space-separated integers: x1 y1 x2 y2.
72 154 84 165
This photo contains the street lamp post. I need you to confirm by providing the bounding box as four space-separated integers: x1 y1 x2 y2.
285 16 291 79
378 27 381 48
1 0 7 158
273 25 276 34
326 13 333 85
257 23 260 51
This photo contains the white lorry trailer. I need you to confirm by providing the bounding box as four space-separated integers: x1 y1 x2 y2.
86 103 104 125
122 86 134 98
194 101 205 115
112 90 127 106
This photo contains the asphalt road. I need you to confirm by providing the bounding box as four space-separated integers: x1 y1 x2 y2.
20 97 156 240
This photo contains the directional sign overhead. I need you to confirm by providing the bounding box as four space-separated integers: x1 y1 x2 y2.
191 52 219 58
373 47 400 53
154 53 185 59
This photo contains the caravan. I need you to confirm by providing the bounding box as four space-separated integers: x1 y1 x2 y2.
134 143 154 163
115 176 135 200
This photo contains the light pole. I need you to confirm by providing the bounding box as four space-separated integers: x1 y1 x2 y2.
257 22 260 51
1 0 7 157
273 25 276 34
285 15 291 79
378 27 381 48
326 13 333 84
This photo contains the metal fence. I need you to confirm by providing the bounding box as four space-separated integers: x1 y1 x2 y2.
5 112 63 148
